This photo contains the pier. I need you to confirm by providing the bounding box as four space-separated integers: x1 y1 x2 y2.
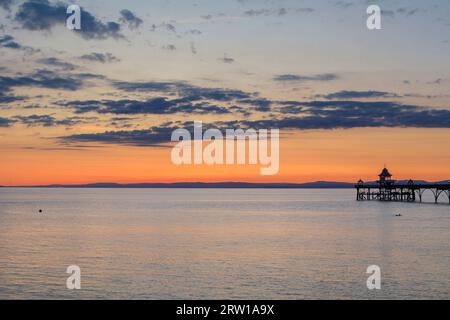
355 168 450 204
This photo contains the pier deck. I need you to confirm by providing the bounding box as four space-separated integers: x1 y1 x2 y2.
355 168 450 204
355 182 450 204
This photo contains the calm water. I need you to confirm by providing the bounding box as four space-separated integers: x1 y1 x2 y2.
0 188 449 300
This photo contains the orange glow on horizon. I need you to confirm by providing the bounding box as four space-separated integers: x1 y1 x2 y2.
1 127 450 186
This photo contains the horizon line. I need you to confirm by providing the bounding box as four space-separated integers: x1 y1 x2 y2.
2 179 449 189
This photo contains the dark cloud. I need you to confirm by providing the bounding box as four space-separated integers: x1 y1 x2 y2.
60 121 232 146
273 100 450 129
61 126 177 147
0 69 85 92
150 22 177 33
59 100 450 147
0 34 38 53
15 0 123 40
0 116 15 127
13 114 58 127
73 72 107 80
119 9 143 29
0 92 27 103
238 98 272 111
79 52 120 63
274 73 338 82
57 80 261 116
112 80 254 102
59 97 232 115
0 35 21 49
37 57 77 70
112 80 189 92
319 90 400 100
13 114 95 127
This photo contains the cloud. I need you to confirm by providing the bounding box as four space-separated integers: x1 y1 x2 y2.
162 44 176 51
185 29 202 36
58 99 450 148
59 97 232 115
37 57 77 70
0 0 13 11
60 126 178 147
396 8 421 17
79 52 120 63
427 78 443 85
190 42 197 54
272 100 450 129
273 73 338 82
0 69 86 92
0 34 38 53
318 90 400 100
112 80 254 102
334 1 354 9
153 22 177 33
0 116 15 127
0 92 27 103
13 114 59 127
237 98 272 111
13 114 95 127
0 35 21 49
119 9 143 30
57 80 262 116
15 0 124 40
218 54 235 64
244 7 314 17
244 9 271 17
381 10 395 18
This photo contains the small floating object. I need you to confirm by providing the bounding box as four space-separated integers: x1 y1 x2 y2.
394 213 402 217
38 209 42 213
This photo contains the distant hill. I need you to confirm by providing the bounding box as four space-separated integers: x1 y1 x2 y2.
8 181 355 189
3 180 448 189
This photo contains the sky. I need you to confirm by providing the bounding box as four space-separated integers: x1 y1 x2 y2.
0 0 450 185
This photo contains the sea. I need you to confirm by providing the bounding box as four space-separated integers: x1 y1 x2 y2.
0 188 449 299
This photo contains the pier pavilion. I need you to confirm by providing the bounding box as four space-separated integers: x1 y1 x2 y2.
355 168 450 204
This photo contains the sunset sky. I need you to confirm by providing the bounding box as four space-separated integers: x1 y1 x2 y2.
1 0 450 185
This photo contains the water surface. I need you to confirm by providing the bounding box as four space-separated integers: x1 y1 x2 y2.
0 188 449 299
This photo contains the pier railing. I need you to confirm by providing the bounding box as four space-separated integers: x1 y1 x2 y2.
355 182 450 204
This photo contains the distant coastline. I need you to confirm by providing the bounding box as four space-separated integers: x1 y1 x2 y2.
2 181 353 189
1 180 448 189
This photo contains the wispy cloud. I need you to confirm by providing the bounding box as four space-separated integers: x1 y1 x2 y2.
37 57 77 71
317 90 400 100
273 73 339 82
0 34 39 53
79 52 120 63
119 9 143 30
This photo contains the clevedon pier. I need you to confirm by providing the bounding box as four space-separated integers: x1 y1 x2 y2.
355 168 450 205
